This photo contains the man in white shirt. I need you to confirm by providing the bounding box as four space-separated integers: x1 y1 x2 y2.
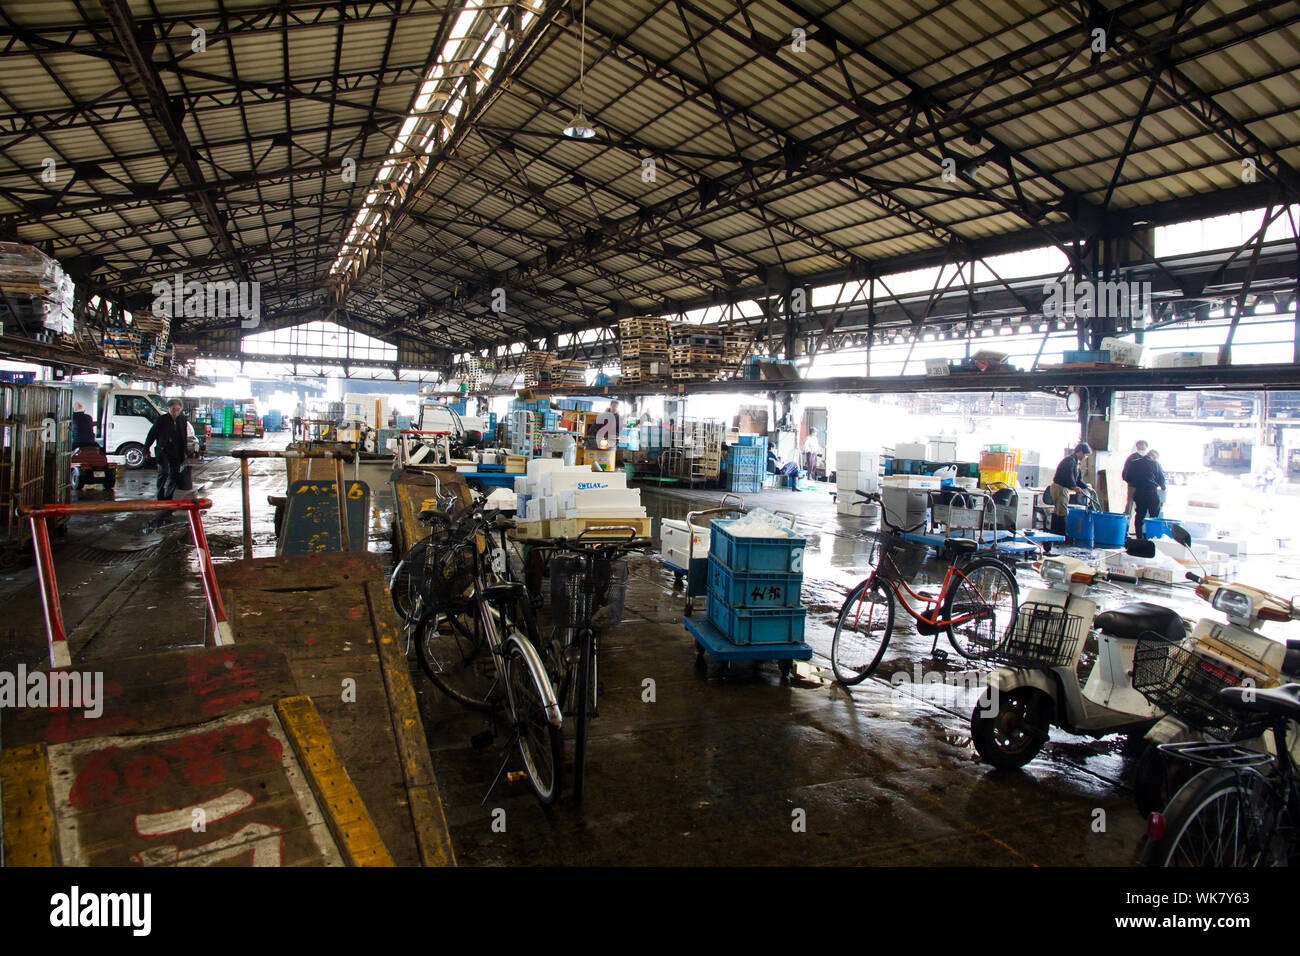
803 431 822 479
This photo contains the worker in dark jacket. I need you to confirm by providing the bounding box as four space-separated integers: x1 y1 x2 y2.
1127 450 1166 539
143 397 191 501
1048 442 1092 536
71 402 98 451
1121 439 1149 527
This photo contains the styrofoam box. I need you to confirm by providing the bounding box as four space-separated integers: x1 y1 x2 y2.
526 457 563 478
835 450 879 472
1205 538 1247 557
837 498 878 517
895 442 928 460
926 441 957 462
525 497 542 521
564 508 648 519
514 476 529 494
661 518 708 554
1101 337 1145 366
541 496 560 520
1154 350 1216 368
836 471 879 494
541 470 628 495
558 488 642 511
882 475 940 489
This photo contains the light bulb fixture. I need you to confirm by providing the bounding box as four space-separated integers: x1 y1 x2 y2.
563 0 598 140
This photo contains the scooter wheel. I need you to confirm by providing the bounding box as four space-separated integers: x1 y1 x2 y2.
971 687 1052 770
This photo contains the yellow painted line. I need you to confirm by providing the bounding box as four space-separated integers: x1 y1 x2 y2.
365 583 457 867
1 744 56 866
275 695 394 867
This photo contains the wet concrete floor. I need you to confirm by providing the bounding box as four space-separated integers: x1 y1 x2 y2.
8 448 1298 865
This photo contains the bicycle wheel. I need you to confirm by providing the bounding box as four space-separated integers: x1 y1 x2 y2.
573 628 595 802
389 536 434 623
503 634 563 806
831 576 895 685
943 557 1018 660
415 610 493 711
1141 767 1286 867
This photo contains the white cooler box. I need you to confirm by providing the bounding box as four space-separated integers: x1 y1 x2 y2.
660 518 709 570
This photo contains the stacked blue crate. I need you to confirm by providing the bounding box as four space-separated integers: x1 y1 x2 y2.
726 439 767 493
705 519 806 645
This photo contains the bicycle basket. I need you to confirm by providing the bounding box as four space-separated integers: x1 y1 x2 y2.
988 601 1084 667
550 555 629 629
423 537 478 610
1133 639 1265 731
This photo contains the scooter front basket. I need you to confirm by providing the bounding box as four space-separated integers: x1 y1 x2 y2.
989 600 1084 667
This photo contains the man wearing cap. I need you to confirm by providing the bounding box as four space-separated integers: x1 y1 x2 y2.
1048 442 1093 536
143 397 191 501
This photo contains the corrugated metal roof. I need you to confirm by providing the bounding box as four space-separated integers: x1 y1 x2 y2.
2 0 1299 349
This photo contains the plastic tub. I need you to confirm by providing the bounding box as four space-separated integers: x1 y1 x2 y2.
707 592 807 645
708 556 802 608
1091 512 1127 548
1066 506 1093 542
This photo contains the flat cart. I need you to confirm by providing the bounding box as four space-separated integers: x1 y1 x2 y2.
681 495 796 616
682 612 813 678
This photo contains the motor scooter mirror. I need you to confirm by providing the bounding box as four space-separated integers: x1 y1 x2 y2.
1125 537 1156 558
1169 524 1192 549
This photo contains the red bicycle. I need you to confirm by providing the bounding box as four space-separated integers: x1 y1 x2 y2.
830 491 1019 685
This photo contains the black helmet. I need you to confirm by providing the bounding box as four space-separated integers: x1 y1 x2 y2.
1074 441 1092 454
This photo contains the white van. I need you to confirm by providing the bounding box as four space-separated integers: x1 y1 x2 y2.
87 386 168 468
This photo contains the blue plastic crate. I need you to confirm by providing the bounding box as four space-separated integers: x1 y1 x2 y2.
708 520 805 573
708 556 801 608
707 592 807 645
727 478 763 494
736 435 761 446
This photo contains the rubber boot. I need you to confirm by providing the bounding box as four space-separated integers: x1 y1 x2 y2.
1049 514 1067 537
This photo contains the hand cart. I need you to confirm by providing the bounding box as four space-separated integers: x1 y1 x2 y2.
230 448 368 557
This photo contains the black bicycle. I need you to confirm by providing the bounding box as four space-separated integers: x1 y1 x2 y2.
546 528 650 801
1142 683 1300 866
395 497 562 805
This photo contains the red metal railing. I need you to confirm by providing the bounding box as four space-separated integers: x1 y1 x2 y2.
21 498 230 668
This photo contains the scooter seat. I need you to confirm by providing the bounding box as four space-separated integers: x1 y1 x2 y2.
1219 683 1300 721
1284 639 1300 679
1094 602 1183 642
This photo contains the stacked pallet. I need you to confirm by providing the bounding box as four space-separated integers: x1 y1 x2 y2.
523 350 552 387
104 326 144 362
669 325 727 381
720 328 754 378
523 350 587 389
618 317 670 385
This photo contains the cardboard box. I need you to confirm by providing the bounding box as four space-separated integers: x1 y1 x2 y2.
505 454 526 474
1100 337 1144 366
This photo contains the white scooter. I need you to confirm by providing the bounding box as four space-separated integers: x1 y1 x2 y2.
971 552 1186 769
1130 533 1300 812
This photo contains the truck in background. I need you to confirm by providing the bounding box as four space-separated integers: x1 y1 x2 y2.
71 383 168 468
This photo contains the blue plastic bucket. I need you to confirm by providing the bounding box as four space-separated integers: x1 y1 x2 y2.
1091 512 1128 548
1066 506 1092 542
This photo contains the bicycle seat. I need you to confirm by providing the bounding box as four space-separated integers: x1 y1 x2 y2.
1220 683 1300 720
482 581 528 603
1094 603 1184 643
946 538 979 554
490 512 515 530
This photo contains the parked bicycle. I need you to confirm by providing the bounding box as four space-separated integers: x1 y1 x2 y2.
546 528 650 801
831 490 1019 685
1142 683 1300 866
396 496 562 805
